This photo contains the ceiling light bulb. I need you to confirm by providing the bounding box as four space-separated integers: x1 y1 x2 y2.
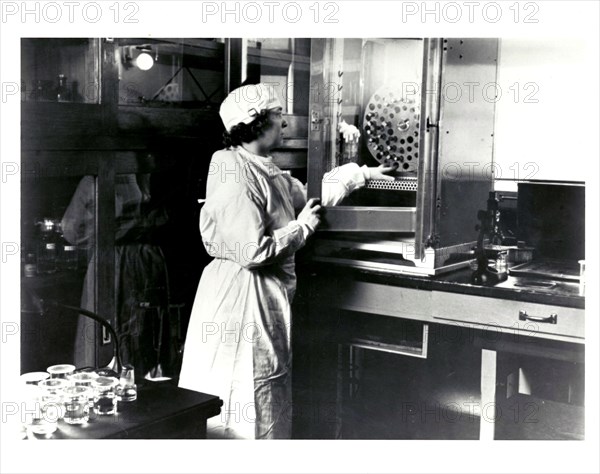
135 52 154 71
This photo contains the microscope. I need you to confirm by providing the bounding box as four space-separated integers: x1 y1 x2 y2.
471 191 510 286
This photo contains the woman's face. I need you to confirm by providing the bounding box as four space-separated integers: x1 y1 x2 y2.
261 107 287 149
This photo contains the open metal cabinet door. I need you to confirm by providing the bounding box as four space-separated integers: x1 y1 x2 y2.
417 38 499 262
432 38 498 252
306 38 423 234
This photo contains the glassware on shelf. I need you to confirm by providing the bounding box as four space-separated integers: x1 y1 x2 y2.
33 79 54 102
338 120 361 165
23 252 38 278
56 74 71 102
36 219 58 275
32 217 82 275
341 137 359 165
61 245 78 271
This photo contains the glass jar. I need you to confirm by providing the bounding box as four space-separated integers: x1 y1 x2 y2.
38 378 67 420
92 376 118 415
495 251 508 273
47 364 76 380
342 136 359 165
70 371 97 388
116 364 137 402
62 386 91 424
61 245 78 271
70 372 99 420
20 383 57 437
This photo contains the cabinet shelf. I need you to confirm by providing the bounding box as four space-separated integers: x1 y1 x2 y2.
22 270 87 290
247 46 310 71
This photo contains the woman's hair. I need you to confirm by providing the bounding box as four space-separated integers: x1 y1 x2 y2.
222 109 272 148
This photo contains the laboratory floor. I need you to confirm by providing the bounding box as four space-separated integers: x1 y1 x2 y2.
337 347 481 439
291 337 483 440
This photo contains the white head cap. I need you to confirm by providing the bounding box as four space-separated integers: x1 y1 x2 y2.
219 83 282 132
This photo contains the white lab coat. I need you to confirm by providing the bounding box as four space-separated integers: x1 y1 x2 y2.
178 146 369 439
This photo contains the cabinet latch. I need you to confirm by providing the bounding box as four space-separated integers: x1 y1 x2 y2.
311 110 322 131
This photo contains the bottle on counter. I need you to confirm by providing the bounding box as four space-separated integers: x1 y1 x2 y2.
23 251 37 278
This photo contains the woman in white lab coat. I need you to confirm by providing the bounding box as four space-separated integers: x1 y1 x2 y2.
178 83 393 439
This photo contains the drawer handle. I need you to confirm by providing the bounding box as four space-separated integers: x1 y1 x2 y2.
519 310 557 324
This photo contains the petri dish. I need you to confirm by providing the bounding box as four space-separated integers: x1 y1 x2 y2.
20 372 50 385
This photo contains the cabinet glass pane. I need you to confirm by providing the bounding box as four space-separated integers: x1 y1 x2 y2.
116 38 225 108
21 173 98 373
113 170 184 379
246 38 310 115
316 38 423 208
21 38 100 104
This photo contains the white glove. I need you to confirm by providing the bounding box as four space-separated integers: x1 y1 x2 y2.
365 164 395 181
338 120 361 142
297 198 322 237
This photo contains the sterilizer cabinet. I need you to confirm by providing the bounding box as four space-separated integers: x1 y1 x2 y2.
306 38 499 275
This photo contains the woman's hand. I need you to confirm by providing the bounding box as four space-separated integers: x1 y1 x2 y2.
368 165 396 181
297 198 322 234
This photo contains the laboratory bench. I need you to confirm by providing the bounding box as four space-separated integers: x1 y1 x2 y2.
338 266 584 309
291 261 585 440
27 380 222 440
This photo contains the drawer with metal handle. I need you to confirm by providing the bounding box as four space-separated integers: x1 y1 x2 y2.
431 291 584 343
518 310 557 325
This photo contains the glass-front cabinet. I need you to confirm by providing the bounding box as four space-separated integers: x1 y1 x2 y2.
20 38 227 376
20 37 311 377
21 38 101 104
21 164 96 371
21 155 110 372
307 38 499 275
244 38 311 173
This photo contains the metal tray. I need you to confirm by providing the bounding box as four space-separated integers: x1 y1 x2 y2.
508 258 580 282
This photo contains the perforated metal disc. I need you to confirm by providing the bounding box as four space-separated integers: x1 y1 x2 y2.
363 85 420 172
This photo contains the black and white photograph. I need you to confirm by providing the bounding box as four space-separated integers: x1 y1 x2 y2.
1 1 598 473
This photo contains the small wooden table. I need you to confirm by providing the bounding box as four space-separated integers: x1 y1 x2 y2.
33 380 222 439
